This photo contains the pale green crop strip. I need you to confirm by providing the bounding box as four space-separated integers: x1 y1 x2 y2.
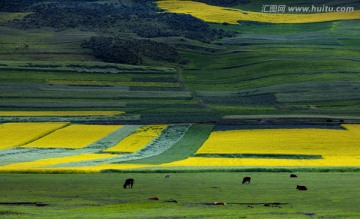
83 125 141 151
0 148 72 166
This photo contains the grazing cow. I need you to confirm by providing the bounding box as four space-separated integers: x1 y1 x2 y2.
165 174 170 179
123 178 135 189
242 176 251 184
290 174 298 178
296 185 307 191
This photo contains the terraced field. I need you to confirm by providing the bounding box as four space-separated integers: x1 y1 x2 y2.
1 2 359 124
0 123 358 173
0 61 208 123
180 19 360 122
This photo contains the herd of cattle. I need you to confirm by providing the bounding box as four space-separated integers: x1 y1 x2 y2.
123 173 308 191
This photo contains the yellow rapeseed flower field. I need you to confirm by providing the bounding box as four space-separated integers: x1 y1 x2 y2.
0 111 125 116
157 0 360 24
161 156 360 167
44 163 155 173
0 122 69 150
196 124 360 157
23 124 122 149
191 124 360 166
105 125 167 153
0 153 118 171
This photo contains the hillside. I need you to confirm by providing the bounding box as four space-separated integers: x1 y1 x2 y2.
0 0 359 124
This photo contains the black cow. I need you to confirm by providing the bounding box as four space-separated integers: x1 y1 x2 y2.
242 176 251 184
296 185 307 191
290 174 298 178
123 178 135 189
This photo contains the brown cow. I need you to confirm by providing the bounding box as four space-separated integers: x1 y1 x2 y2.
242 176 251 184
296 185 307 191
123 178 135 189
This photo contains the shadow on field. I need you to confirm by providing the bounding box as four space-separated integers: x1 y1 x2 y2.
0 202 48 207
200 202 289 207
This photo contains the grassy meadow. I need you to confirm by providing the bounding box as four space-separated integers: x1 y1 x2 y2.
0 172 359 218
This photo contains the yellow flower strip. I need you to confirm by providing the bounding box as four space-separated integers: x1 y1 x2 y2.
0 122 69 150
23 124 122 149
196 125 360 158
0 111 124 116
157 0 360 24
160 155 360 167
0 153 118 172
45 164 155 173
105 125 167 153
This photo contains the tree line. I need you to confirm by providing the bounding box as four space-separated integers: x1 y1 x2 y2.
2 0 235 65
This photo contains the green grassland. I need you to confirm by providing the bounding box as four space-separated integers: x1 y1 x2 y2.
0 172 359 218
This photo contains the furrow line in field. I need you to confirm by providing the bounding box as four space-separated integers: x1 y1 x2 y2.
0 148 72 166
0 148 42 158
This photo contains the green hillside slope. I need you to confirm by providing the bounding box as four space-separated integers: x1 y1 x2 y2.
0 0 359 124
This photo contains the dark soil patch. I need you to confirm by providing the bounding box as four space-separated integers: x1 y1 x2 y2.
0 202 48 207
198 202 288 208
229 202 288 206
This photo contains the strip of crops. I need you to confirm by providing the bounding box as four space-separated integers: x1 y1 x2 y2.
0 61 175 74
48 79 181 88
0 111 124 116
0 154 118 172
0 101 127 108
160 155 360 167
0 90 192 99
